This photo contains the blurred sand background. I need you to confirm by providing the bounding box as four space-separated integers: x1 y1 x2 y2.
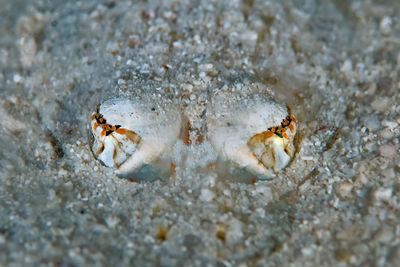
1 0 399 266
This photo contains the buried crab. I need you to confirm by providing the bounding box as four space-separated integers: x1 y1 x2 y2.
89 93 297 180
89 97 182 178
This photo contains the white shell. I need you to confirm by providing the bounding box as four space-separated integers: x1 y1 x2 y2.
207 93 297 179
90 98 182 177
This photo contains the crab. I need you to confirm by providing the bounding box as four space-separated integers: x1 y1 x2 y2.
89 98 182 177
207 93 297 179
89 89 297 180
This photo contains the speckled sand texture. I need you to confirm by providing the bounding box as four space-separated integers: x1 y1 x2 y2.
1 0 400 266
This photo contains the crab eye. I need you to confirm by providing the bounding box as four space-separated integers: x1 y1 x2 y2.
207 94 297 180
89 98 182 177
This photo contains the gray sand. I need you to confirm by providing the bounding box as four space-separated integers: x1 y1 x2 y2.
1 0 399 266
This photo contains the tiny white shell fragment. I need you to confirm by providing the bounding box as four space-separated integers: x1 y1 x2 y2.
90 98 182 177
207 93 297 179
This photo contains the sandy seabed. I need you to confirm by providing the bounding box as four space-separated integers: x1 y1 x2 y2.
1 0 400 266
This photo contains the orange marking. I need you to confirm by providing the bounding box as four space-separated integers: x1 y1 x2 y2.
196 135 204 144
96 144 105 155
248 130 274 148
91 114 95 120
170 162 176 174
294 92 303 100
101 131 106 137
207 162 217 169
290 115 296 122
259 150 274 168
263 131 274 140
156 227 167 241
182 121 192 146
271 149 276 171
110 134 122 145
284 146 291 157
264 131 274 139
113 148 117 160
124 128 141 144
121 129 141 143
115 128 125 134
216 224 226 242
251 152 266 167
289 124 295 132
184 134 191 145
314 125 330 134
94 122 99 130
283 132 288 139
